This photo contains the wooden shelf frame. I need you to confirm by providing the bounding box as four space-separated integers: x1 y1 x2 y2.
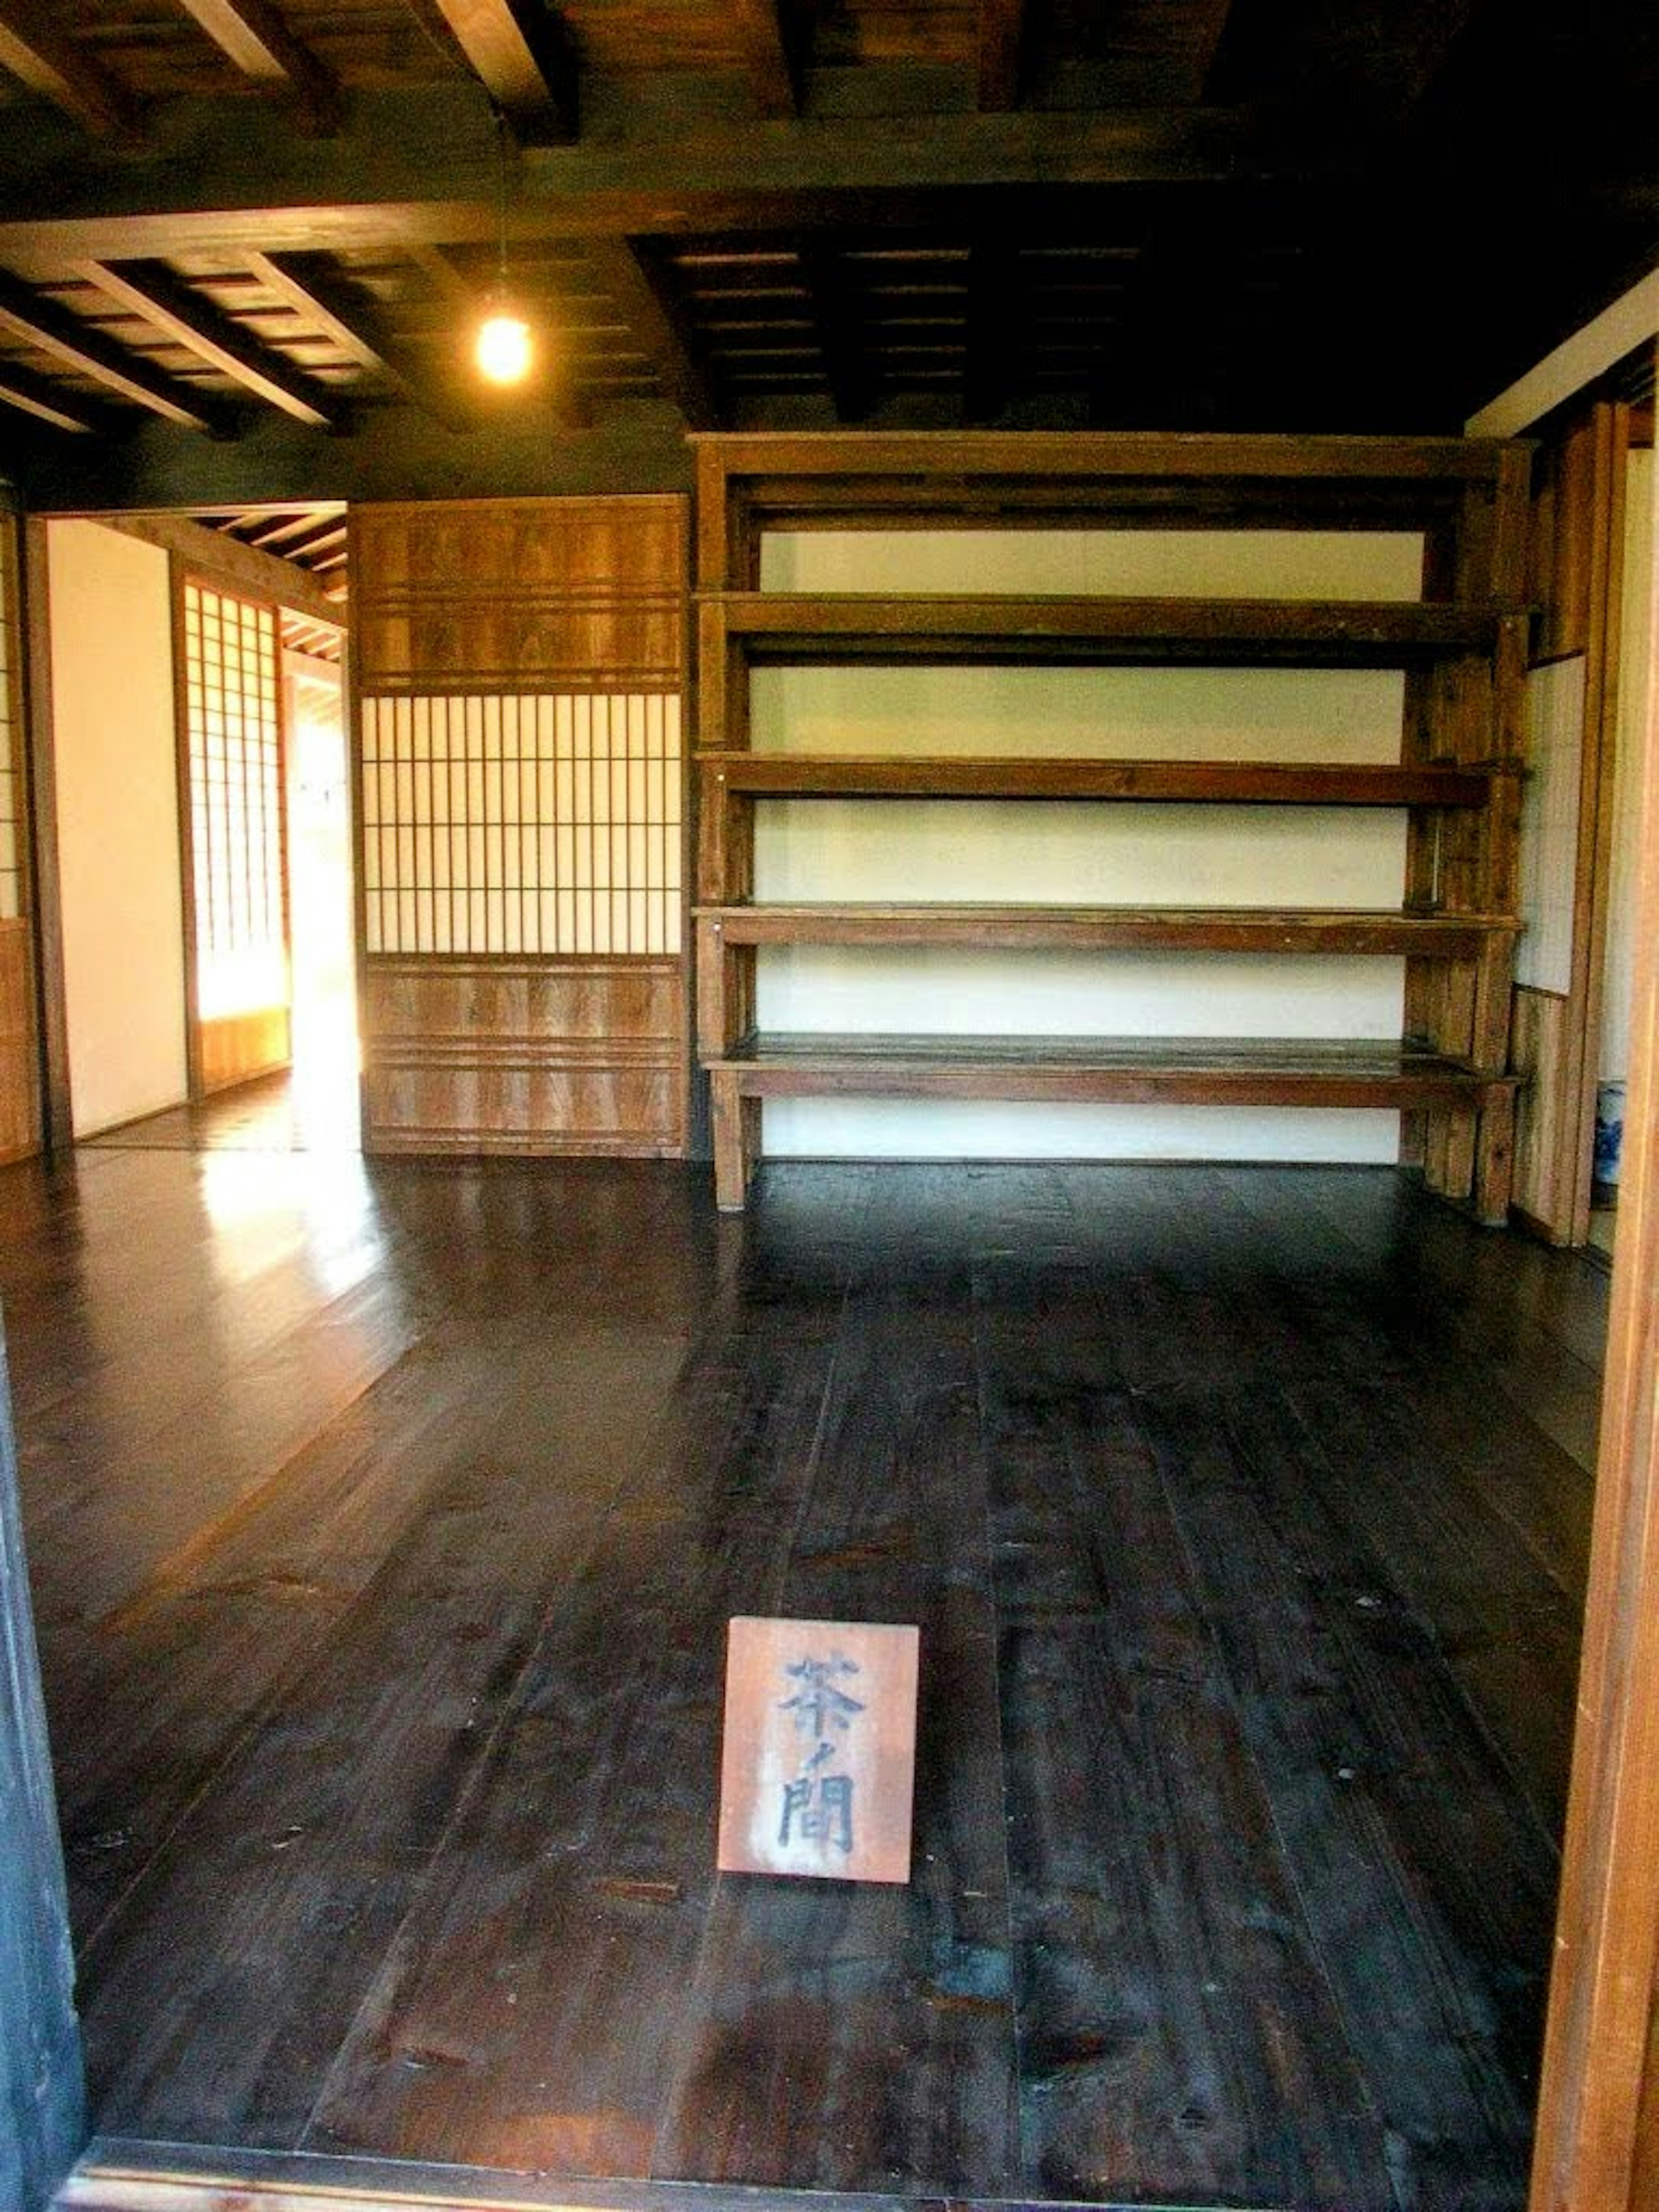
706 1033 1519 1214
694 753 1519 902
691 432 1529 591
693 903 1526 1061
698 598 1532 747
690 431 1534 1217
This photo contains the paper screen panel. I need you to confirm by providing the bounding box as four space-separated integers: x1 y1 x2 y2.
360 693 682 958
182 582 287 1019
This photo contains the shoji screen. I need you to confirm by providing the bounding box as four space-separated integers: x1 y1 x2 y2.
0 519 38 1160
351 498 688 1156
179 579 291 1093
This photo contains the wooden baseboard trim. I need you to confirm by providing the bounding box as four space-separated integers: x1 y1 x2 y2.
59 2138 1197 2212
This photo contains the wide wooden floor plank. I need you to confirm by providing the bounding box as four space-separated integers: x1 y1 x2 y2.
303 1261 850 2173
654 1241 1017 2198
976 1259 1398 2210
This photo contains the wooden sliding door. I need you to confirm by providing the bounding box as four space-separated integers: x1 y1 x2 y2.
176 575 292 1096
351 497 689 1157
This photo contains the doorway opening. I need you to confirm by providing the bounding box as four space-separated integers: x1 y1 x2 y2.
282 644 359 1150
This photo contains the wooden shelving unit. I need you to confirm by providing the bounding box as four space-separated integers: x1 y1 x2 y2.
692 432 1532 1216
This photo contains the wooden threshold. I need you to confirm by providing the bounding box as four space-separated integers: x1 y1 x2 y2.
697 754 1502 807
58 2139 1233 2212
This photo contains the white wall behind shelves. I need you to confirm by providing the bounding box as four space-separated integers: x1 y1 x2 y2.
750 527 1424 1165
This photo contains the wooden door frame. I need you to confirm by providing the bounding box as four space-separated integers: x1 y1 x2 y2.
1527 416 1659 2211
0 1315 84 2212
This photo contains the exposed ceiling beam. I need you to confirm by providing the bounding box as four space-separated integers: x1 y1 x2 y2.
0 3 139 137
99 510 341 626
173 0 342 135
976 0 1026 113
429 0 579 144
7 402 694 512
0 270 227 431
731 0 801 119
0 89 1302 269
244 250 477 430
79 259 339 428
585 238 720 429
0 359 102 433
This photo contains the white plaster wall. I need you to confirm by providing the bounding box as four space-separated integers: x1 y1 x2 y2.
752 528 1423 1163
1601 450 1654 1082
49 521 188 1136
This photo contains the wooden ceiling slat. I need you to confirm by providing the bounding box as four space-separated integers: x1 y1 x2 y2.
79 259 338 426
429 0 578 143
584 237 721 429
0 268 226 429
173 0 342 133
0 3 138 135
243 249 476 430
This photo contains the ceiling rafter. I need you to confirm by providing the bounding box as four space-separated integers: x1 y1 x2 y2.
100 509 341 625
173 0 342 135
429 0 579 144
0 269 227 431
243 249 476 431
976 0 1026 112
0 357 103 433
585 238 721 429
79 258 340 428
0 2 139 137
730 0 801 119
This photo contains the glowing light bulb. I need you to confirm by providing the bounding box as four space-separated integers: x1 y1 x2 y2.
475 308 532 385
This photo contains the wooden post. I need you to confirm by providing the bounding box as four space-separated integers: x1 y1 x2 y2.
1527 428 1659 2212
0 1311 86 2211
709 1067 755 1210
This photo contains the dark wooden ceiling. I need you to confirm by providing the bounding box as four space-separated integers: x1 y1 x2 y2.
0 0 1653 514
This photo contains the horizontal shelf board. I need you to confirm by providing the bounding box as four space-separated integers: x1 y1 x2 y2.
694 432 1519 483
698 753 1499 807
695 904 1523 955
705 1033 1516 1108
708 594 1516 664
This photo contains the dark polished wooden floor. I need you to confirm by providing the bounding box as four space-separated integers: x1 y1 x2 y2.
0 1134 1608 2212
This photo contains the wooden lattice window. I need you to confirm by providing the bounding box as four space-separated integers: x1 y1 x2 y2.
359 692 681 956
181 581 287 1018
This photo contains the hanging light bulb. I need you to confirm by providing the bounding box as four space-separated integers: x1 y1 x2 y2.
475 304 532 385
474 108 534 387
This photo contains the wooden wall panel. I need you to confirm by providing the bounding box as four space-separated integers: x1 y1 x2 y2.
197 1007 290 1096
353 499 685 695
0 919 38 1163
1511 986 1574 1232
361 958 684 1155
1513 405 1631 1242
352 494 690 1160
